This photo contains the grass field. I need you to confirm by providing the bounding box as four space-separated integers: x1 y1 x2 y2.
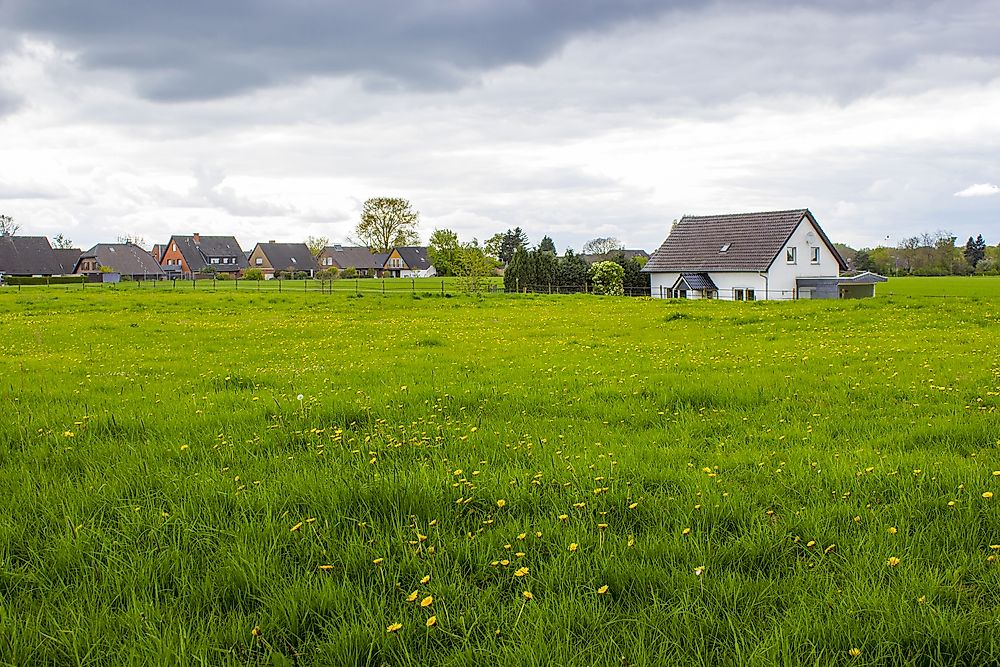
882 275 1000 298
1 287 999 665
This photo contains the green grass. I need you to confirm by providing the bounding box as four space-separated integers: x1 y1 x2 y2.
882 275 1000 298
0 288 998 666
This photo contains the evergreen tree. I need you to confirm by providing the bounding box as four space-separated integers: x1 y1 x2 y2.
853 249 877 272
556 249 590 287
504 247 529 291
964 234 987 267
538 236 556 254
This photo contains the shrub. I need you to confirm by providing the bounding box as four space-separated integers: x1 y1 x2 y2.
590 261 624 296
316 269 340 280
244 268 265 281
341 267 358 279
216 272 232 280
293 271 310 280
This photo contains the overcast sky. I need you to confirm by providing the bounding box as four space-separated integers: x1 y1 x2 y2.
1 1 998 252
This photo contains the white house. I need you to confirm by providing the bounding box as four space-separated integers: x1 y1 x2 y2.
643 209 850 300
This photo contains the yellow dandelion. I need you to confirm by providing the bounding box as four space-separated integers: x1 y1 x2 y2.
558 514 568 521
497 499 506 508
887 526 897 535
597 584 609 595
917 595 927 604
179 444 189 451
983 492 994 500
522 591 534 601
535 531 543 538
290 522 303 532
426 615 437 627
568 543 578 552
517 533 527 540
824 544 837 554
420 595 433 608
628 502 638 509
806 540 816 548
514 567 529 578
598 523 608 530
251 626 261 637
387 622 403 633
420 574 431 584
681 528 691 537
887 556 901 567
406 591 418 603
318 565 334 571
849 647 861 658
372 558 384 565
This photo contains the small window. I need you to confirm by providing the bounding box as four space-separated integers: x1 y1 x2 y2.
291 257 297 263
786 247 797 264
719 243 731 253
255 257 263 266
810 247 820 264
171 243 177 252
734 288 756 301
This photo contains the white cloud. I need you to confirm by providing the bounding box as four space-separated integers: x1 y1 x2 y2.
954 183 1000 197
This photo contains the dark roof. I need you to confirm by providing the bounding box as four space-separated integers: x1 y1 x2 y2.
0 236 78 275
53 248 82 274
839 271 888 284
674 272 717 290
374 252 389 266
254 243 319 272
167 236 248 272
78 243 164 276
392 246 432 270
583 249 649 265
321 245 382 270
643 209 848 273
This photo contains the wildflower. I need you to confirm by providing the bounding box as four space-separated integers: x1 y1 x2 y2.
598 523 608 530
887 526 897 535
297 394 304 401
984 492 994 500
179 444 189 451
558 514 568 521
824 544 837 554
420 595 433 608
806 540 816 548
522 591 533 601
426 616 437 627
887 557 901 567
917 595 927 604
694 566 705 576
628 502 638 509
597 585 609 595
251 626 261 637
517 533 526 540
406 591 418 602
318 565 334 571
372 558 384 565
420 574 430 584
290 522 303 532
849 648 861 658
514 567 529 578
568 543 578 552
682 528 691 537
535 531 543 538
387 622 402 633
496 499 506 508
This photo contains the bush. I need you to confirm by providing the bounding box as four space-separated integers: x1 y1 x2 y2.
316 269 340 280
591 261 624 296
244 268 265 281
341 267 358 279
293 271 310 280
216 272 232 280
3 275 87 286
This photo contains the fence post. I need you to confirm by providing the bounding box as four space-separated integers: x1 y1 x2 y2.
382 279 385 295
304 279 308 292
279 279 282 293
235 277 238 291
193 278 196 290
213 278 217 290
411 278 415 294
441 279 444 296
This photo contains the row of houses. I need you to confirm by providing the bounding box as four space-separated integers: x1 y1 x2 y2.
0 233 437 281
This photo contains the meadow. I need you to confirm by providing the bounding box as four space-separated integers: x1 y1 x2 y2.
0 282 998 666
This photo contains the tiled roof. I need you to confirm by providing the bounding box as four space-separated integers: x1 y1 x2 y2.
0 236 78 275
643 209 847 273
320 245 382 270
254 243 319 272
78 243 164 276
676 272 717 290
168 236 248 272
393 247 432 270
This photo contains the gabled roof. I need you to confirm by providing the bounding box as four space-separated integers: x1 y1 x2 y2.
320 245 382 270
166 235 248 272
78 243 164 276
643 209 847 273
0 236 78 275
253 243 319 272
673 272 717 291
839 271 888 284
391 246 432 270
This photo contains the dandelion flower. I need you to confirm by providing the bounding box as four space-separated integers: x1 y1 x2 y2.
568 543 578 552
290 522 303 532
372 558 384 565
387 622 402 633
849 648 861 658
983 492 994 500
406 591 418 602
681 528 691 537
824 544 837 554
297 394 304 401
522 591 533 601
426 616 437 627
514 567 529 578
887 556 901 567
917 595 927 604
597 585 609 595
558 514 568 521
887 526 897 535
694 566 705 576
497 499 506 508
251 626 261 637
420 574 431 584
806 540 816 548
420 595 433 608
318 565 334 571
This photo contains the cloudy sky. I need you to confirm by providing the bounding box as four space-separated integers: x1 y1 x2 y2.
1 1 998 252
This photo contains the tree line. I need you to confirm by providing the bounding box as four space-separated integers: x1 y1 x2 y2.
846 231 1000 276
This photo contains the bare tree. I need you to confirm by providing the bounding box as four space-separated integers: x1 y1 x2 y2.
0 214 19 236
306 236 330 257
582 237 624 255
355 197 420 252
52 234 75 249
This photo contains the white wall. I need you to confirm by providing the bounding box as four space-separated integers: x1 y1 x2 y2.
766 217 841 294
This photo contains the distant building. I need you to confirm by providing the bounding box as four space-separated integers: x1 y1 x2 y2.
383 247 436 278
159 234 248 278
247 242 319 278
643 209 850 300
76 243 165 280
0 236 80 277
317 245 384 277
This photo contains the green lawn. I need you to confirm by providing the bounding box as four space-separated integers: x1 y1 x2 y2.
0 289 998 665
881 275 1000 298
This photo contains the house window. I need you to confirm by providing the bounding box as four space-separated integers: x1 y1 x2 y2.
734 288 756 301
786 247 797 264
255 257 263 266
291 257 297 264
811 247 820 264
172 243 177 252
719 243 731 253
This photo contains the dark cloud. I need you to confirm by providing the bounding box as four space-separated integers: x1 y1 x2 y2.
1 0 680 100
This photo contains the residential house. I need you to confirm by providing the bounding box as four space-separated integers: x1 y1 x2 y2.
382 247 436 278
0 236 80 277
247 242 319 278
317 245 384 277
159 234 248 278
643 209 851 300
75 243 165 280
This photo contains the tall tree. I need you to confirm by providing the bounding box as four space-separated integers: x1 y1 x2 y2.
355 197 420 252
964 234 987 268
583 237 624 255
484 233 505 260
428 228 461 277
538 235 557 254
52 234 74 249
306 236 330 257
0 214 19 236
853 249 876 272
498 227 529 264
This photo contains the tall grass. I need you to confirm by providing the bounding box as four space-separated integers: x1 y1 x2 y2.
0 288 998 665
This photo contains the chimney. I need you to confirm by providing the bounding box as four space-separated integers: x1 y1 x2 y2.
269 240 276 244
193 233 201 244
